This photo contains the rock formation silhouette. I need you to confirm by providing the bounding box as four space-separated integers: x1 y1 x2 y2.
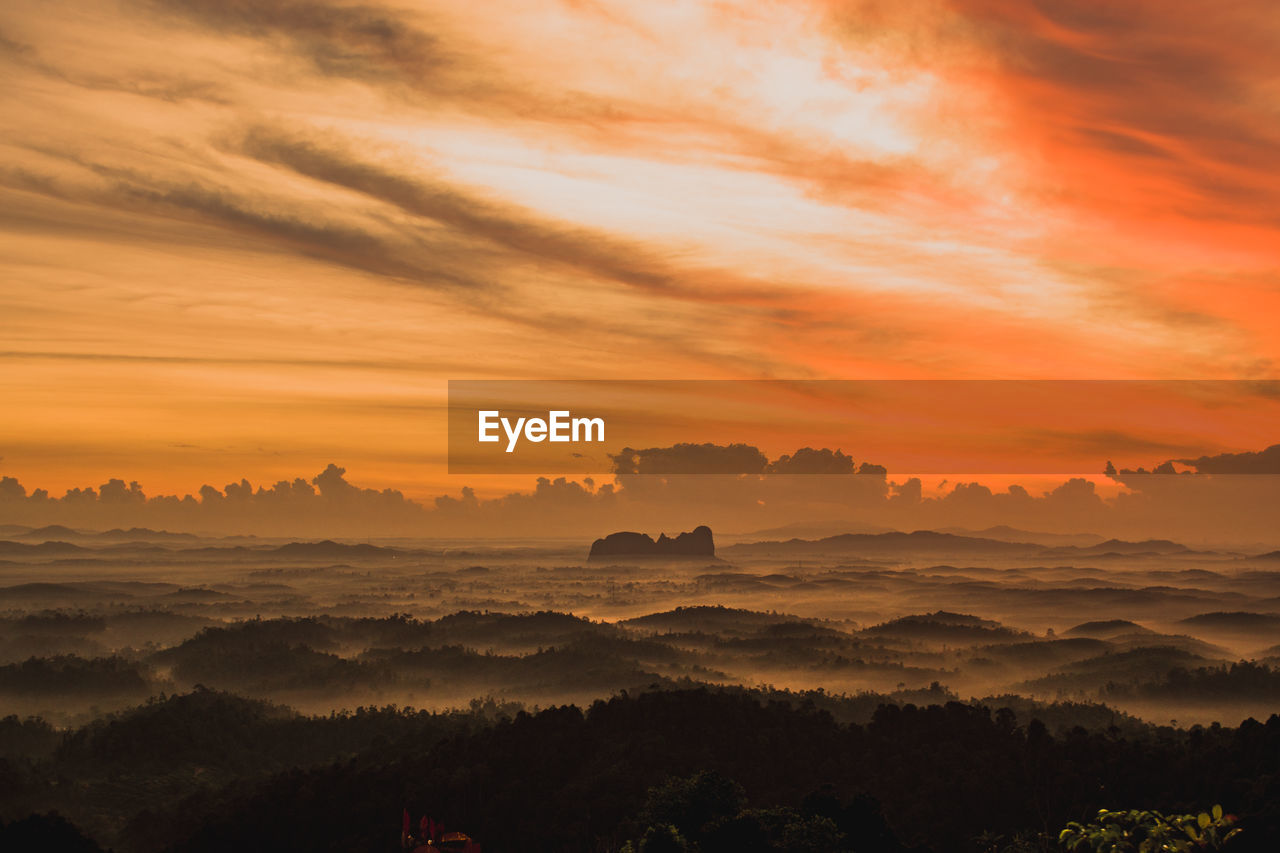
589 525 715 559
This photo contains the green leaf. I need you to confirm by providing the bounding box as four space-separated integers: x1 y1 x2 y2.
1212 804 1223 821
1197 813 1211 828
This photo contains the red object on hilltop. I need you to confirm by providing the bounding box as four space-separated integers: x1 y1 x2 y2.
402 812 481 852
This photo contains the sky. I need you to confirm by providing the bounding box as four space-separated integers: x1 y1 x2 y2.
2 0 1279 504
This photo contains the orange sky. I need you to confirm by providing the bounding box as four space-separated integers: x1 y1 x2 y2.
2 0 1278 500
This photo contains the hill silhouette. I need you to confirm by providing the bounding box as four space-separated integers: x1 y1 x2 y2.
271 540 398 559
1064 619 1154 638
725 530 1039 557
1039 538 1193 557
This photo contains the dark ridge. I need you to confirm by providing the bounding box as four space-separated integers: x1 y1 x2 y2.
0 582 128 601
621 605 810 633
1039 538 1192 557
271 540 396 558
725 530 1038 556
864 611 1026 642
0 540 88 555
870 611 1003 629
99 527 199 541
11 525 198 542
14 524 82 539
1063 619 1153 638
937 525 1105 547
1179 611 1280 628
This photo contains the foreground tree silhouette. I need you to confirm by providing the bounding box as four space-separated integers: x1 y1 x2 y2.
639 770 747 845
0 812 104 852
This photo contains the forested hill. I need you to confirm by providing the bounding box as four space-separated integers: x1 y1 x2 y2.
6 687 1276 852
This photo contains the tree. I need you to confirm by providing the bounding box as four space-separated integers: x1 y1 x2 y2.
1059 806 1240 852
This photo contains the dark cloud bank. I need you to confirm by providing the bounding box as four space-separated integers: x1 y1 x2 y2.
2 444 1278 544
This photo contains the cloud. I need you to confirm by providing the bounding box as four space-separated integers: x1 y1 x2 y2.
3 440 1280 542
0 29 229 104
153 0 445 84
0 156 503 295
148 0 656 125
894 0 1280 228
1176 444 1280 475
1021 429 1205 461
0 350 422 370
238 126 690 297
610 443 769 476
1108 443 1280 477
766 447 856 474
0 464 428 536
235 124 866 315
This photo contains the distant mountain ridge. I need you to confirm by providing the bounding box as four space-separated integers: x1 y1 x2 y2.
1038 539 1191 557
13 525 199 541
724 530 1039 557
5 528 1273 564
270 540 400 558
724 529 1221 559
936 525 1106 548
0 540 88 555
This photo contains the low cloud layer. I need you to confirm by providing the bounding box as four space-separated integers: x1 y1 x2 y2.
3 443 1278 544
